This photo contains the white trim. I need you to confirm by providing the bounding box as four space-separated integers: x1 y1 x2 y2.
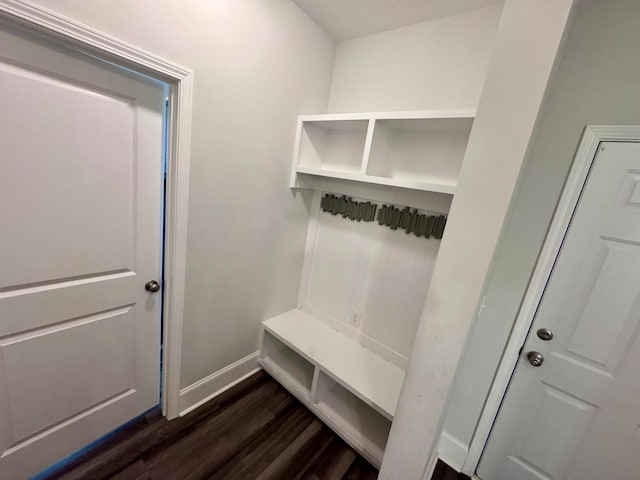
437 431 469 473
0 1 190 81
0 0 194 420
289 117 304 189
462 125 640 476
297 190 323 309
178 352 261 416
422 449 440 480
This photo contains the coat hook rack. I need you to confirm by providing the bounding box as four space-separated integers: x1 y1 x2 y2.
320 193 447 240
320 193 377 222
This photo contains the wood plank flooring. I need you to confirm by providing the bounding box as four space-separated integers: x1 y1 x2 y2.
431 460 471 480
38 371 378 480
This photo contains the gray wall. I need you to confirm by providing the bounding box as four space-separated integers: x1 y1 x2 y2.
327 4 503 113
443 0 640 450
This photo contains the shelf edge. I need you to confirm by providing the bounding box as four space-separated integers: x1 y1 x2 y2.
295 167 457 195
298 108 476 122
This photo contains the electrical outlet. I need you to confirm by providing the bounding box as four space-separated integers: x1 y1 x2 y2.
350 311 362 328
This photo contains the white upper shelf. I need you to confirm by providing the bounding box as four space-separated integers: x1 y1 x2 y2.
295 166 457 195
290 109 475 195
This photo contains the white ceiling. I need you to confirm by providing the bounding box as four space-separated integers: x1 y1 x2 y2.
294 0 501 40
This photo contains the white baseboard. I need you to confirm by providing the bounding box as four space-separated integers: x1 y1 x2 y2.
178 351 260 416
438 431 469 472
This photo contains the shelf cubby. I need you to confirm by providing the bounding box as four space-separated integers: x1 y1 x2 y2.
259 308 405 467
290 110 475 195
261 308 404 418
261 331 314 400
315 372 392 463
366 117 472 189
297 119 369 173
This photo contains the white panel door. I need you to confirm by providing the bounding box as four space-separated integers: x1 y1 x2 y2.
0 23 164 479
478 141 640 480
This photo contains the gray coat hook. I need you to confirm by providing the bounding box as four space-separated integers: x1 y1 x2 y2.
322 193 446 240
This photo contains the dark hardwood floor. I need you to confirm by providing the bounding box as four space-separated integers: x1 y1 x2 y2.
38 371 378 480
431 460 471 480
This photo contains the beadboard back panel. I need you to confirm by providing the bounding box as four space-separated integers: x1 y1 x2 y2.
302 192 443 362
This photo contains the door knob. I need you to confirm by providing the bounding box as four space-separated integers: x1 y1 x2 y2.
145 280 161 293
537 328 553 341
526 351 544 367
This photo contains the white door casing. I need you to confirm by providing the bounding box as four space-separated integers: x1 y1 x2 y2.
477 135 640 480
0 23 165 478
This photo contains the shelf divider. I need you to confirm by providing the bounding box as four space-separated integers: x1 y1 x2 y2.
361 118 376 174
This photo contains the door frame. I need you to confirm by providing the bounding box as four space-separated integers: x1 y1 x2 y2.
0 0 193 420
462 125 640 477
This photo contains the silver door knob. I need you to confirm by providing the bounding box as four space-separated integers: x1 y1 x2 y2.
526 351 544 367
537 328 553 341
145 280 161 293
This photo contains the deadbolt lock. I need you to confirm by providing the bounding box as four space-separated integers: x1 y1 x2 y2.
537 328 553 341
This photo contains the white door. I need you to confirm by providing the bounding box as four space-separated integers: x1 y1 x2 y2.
478 140 640 480
0 23 165 479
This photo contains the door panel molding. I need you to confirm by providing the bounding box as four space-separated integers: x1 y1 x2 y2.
462 125 640 476
0 0 193 420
